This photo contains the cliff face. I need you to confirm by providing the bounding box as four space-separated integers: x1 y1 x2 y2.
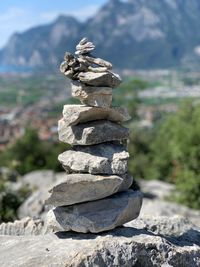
1 0 200 70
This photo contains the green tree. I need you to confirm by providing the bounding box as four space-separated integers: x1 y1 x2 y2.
128 128 153 179
0 128 68 175
149 100 200 209
0 180 30 222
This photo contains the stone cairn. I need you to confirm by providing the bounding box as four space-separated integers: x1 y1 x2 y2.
45 38 143 233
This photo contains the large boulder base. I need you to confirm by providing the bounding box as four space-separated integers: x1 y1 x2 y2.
62 104 131 126
45 173 133 206
58 142 129 175
45 190 143 233
58 119 130 145
0 216 199 267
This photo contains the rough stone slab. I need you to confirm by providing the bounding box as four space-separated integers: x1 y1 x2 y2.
71 81 112 107
45 190 143 233
58 119 130 145
45 173 133 207
0 217 43 236
77 71 121 87
81 55 112 69
0 217 199 267
88 66 109 73
76 41 95 51
58 142 129 175
62 105 131 126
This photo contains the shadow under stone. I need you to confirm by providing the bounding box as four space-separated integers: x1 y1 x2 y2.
55 226 200 248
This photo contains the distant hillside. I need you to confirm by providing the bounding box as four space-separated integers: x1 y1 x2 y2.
1 0 200 70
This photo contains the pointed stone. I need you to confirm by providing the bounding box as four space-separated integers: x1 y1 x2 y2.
78 71 121 87
62 105 131 126
58 119 130 145
58 142 129 175
71 81 112 107
45 190 143 233
45 173 133 207
80 55 112 69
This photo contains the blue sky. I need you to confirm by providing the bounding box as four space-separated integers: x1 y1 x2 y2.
0 0 107 48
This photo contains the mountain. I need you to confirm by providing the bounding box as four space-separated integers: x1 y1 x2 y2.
1 0 200 70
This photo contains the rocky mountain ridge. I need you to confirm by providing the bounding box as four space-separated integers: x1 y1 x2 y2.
1 0 200 70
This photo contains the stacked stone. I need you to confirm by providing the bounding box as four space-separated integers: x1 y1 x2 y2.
45 38 143 233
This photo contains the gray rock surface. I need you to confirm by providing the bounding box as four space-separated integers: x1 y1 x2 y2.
0 217 43 236
18 172 67 219
71 81 112 107
45 190 142 233
58 142 129 175
140 179 200 227
78 71 121 87
139 179 175 199
75 38 95 55
21 170 58 190
142 198 200 228
0 216 199 267
126 215 200 239
81 55 112 69
45 173 133 207
62 104 131 126
58 119 130 145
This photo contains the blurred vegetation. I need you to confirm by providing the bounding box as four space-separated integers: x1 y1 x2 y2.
0 128 68 175
0 74 67 106
128 100 200 209
113 79 200 209
0 180 30 222
0 128 68 222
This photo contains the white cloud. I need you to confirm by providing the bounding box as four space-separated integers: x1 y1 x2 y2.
0 4 100 49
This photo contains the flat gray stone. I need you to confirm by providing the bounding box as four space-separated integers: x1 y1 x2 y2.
58 142 129 175
77 71 121 87
45 173 133 207
71 81 112 107
80 55 112 69
62 105 131 126
58 119 130 145
45 190 143 233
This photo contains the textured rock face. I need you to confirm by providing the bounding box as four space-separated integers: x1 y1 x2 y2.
58 142 129 175
62 105 131 126
77 71 121 87
45 190 142 233
0 216 199 267
58 119 130 145
45 173 133 206
139 179 200 228
71 81 112 107
0 217 43 236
